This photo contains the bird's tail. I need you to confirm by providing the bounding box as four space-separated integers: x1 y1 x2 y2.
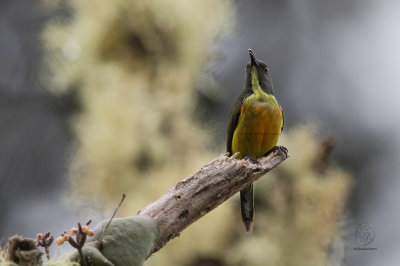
240 184 254 233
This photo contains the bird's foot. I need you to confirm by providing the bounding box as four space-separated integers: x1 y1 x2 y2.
243 156 259 164
266 146 288 157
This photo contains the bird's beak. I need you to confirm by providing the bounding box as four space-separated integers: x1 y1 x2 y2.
249 49 259 68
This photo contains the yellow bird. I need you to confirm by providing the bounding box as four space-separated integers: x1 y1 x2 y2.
226 49 284 232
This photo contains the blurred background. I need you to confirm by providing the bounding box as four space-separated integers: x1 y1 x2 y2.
0 0 399 265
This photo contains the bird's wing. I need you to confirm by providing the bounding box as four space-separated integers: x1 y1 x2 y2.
226 97 244 154
280 104 284 133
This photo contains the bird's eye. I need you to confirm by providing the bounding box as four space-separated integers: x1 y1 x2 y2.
264 67 269 73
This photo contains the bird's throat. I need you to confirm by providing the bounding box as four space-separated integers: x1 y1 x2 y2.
251 67 265 99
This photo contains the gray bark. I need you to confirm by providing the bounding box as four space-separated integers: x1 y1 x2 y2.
138 148 289 254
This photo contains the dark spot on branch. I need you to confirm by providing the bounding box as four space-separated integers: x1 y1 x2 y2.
178 210 189 219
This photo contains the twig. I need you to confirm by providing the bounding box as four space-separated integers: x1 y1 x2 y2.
36 232 53 261
77 223 88 266
77 247 87 266
98 194 126 249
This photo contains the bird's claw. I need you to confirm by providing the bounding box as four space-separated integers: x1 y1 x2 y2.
268 146 288 157
243 156 259 164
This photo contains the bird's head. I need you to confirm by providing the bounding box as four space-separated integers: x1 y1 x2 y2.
244 49 274 95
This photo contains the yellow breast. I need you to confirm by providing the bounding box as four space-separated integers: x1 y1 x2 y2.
232 94 283 159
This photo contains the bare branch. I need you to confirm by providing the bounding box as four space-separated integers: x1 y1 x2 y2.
138 148 289 254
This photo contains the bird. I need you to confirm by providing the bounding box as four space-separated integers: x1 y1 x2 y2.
226 49 284 233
